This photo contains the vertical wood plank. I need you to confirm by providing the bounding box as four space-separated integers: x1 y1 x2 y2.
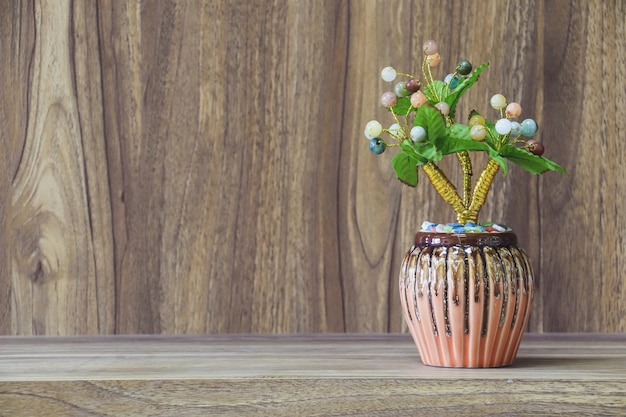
193 0 350 332
96 0 144 333
541 0 626 331
0 1 35 334
103 0 351 333
3 0 114 334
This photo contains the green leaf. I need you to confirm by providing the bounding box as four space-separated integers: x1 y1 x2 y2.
442 136 492 155
391 152 419 186
499 145 568 175
443 123 500 158
445 62 489 119
390 97 412 116
413 104 447 148
399 141 427 164
449 123 471 141
414 142 442 162
423 80 446 103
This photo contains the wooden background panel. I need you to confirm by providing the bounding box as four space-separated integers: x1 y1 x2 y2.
541 0 626 332
0 0 624 335
1 0 115 335
102 0 351 334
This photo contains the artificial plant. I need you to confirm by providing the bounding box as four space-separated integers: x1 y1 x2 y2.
364 40 565 225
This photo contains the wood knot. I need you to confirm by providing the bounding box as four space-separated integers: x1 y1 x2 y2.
12 211 66 284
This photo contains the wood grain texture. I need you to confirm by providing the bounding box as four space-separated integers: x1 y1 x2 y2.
0 0 625 334
0 334 625 416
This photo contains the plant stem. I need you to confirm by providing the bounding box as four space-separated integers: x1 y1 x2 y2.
421 162 466 217
456 151 472 208
458 158 500 224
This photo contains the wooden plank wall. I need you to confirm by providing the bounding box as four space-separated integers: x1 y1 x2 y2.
0 0 624 335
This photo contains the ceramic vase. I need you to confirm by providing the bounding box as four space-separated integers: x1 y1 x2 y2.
399 230 533 367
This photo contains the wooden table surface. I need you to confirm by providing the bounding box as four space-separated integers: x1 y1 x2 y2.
1 333 625 416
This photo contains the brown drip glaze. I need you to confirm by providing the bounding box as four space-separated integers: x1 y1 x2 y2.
400 229 532 367
414 231 517 247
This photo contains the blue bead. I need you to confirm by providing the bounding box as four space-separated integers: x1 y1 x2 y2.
510 121 522 136
444 73 460 89
368 138 386 154
521 119 538 136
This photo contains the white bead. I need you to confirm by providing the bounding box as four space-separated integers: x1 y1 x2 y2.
495 118 512 135
470 124 487 141
490 94 507 109
381 67 397 82
410 126 427 142
365 120 383 138
388 123 403 138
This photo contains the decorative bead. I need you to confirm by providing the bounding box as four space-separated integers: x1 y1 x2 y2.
365 120 383 138
521 118 538 136
495 118 512 135
410 91 428 108
381 91 397 107
422 40 438 55
406 78 420 93
490 94 507 109
510 121 522 136
381 67 397 82
470 124 487 141
410 126 427 142
527 139 544 156
368 137 386 154
388 123 403 138
505 102 522 118
426 53 441 67
468 114 485 127
434 101 450 115
457 60 472 75
394 81 410 97
444 73 460 89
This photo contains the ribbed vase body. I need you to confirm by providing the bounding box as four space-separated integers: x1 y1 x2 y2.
399 231 533 367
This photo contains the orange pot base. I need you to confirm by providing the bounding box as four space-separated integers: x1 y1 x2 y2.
399 232 533 368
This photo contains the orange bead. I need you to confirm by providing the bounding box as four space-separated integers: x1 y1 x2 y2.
410 91 428 108
427 53 441 67
506 102 522 118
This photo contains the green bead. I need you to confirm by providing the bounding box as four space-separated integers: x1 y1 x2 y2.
394 81 410 97
457 60 472 75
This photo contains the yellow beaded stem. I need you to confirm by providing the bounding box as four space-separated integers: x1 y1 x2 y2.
421 162 465 216
456 151 473 208
460 158 500 224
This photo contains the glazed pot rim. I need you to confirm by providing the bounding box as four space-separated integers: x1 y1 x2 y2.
414 231 518 247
